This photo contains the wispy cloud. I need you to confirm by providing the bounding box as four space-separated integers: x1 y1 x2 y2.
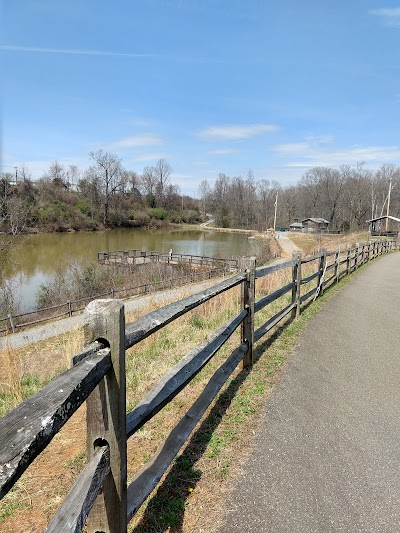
197 124 278 141
274 136 400 167
207 148 238 155
369 8 400 27
109 134 164 150
0 45 154 58
133 152 169 162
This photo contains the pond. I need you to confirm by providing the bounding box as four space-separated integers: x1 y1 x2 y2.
3 227 256 313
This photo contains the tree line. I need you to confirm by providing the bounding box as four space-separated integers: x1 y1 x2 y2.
198 163 400 232
2 155 400 241
0 153 200 239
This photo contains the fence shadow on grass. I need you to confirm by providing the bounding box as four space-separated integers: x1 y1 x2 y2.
131 319 293 532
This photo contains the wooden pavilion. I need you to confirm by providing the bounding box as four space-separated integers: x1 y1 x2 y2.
367 215 400 237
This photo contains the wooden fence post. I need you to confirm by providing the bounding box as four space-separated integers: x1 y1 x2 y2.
360 243 365 264
346 246 351 276
84 299 127 533
317 248 327 296
291 251 302 318
240 257 256 368
354 243 359 270
335 247 340 283
8 314 15 333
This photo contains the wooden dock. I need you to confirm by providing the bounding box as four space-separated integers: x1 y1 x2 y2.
98 249 239 271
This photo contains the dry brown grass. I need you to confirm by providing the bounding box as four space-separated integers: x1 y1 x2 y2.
289 231 370 255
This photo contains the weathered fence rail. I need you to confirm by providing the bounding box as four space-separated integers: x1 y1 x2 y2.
0 266 227 336
1 249 280 336
0 238 397 531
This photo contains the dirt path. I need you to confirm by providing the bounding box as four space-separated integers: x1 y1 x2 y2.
220 252 400 531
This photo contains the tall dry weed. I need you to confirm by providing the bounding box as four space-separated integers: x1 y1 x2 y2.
0 341 25 409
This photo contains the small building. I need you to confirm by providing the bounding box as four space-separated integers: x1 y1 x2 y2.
302 217 330 233
367 215 400 238
289 222 304 232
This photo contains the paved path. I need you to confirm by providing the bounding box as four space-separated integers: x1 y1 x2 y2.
200 213 215 227
275 230 301 257
220 252 400 532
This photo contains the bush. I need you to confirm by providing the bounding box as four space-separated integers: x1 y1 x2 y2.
36 260 111 308
75 198 89 215
148 207 168 220
131 211 150 227
35 259 198 309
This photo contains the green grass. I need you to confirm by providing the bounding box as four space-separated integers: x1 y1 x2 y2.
0 484 30 521
65 450 86 474
0 500 29 520
0 373 47 417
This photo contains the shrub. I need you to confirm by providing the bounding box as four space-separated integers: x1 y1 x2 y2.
148 207 168 220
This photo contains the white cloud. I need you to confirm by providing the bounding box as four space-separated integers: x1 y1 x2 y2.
0 45 154 58
109 134 164 150
274 136 400 167
133 152 169 162
197 124 278 141
369 8 400 27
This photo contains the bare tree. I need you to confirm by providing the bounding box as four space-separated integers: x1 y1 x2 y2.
66 164 80 190
140 166 158 206
0 175 27 264
78 169 103 222
18 164 31 182
154 158 172 206
0 186 24 315
44 161 69 188
198 179 211 216
89 150 124 226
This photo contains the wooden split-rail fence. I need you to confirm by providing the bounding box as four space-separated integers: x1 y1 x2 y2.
98 249 240 271
0 239 397 531
0 266 227 336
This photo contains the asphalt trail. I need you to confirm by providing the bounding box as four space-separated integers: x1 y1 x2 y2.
220 252 400 532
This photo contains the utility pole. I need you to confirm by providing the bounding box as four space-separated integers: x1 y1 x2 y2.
273 192 278 232
14 166 18 184
385 179 392 232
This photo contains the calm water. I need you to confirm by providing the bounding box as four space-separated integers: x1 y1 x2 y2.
4 228 255 312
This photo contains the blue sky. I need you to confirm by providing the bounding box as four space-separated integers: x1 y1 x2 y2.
2 0 400 194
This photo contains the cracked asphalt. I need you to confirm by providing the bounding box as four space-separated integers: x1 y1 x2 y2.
220 252 400 532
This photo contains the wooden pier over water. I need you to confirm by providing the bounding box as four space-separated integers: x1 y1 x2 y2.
98 249 239 271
